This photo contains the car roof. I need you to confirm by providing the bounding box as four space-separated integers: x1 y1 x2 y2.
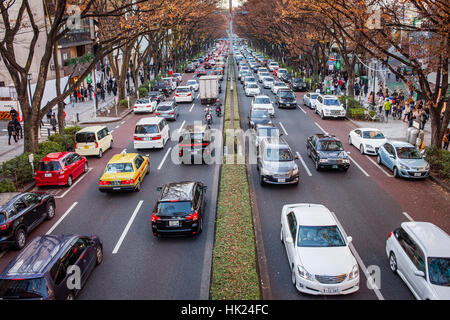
40 152 71 162
158 101 175 106
184 124 209 132
160 181 197 202
402 222 450 257
0 235 76 279
287 204 336 226
108 152 138 163
355 128 382 132
77 126 106 133
388 140 415 148
254 95 270 99
136 117 163 125
313 133 338 140
176 86 191 89
261 137 290 149
320 95 339 99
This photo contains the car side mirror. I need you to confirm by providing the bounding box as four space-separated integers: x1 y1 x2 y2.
414 270 425 278
295 155 299 160
347 236 353 243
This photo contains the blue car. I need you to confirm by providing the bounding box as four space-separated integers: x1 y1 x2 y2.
376 140 430 179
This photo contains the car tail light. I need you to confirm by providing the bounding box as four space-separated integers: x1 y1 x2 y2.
121 179 135 185
147 105 151 108
134 106 137 108
155 112 160 115
151 213 160 223
99 180 111 185
75 143 77 149
151 136 161 140
95 141 99 149
0 222 11 230
187 93 191 96
169 112 175 115
134 136 143 141
388 231 393 238
175 94 179 97
179 150 183 157
186 212 199 221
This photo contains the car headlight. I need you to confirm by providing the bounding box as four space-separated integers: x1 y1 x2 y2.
425 164 430 171
297 265 315 281
348 264 359 280
290 168 299 176
365 144 374 150
342 159 350 163
399 163 410 170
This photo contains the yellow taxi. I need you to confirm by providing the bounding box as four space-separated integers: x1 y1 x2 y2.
98 151 149 192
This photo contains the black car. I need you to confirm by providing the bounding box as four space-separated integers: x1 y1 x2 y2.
291 78 307 91
0 234 103 300
178 124 214 164
151 181 207 237
185 64 196 73
0 192 55 250
306 134 351 171
153 81 170 97
147 91 165 103
276 89 298 109
248 109 272 129
280 73 292 83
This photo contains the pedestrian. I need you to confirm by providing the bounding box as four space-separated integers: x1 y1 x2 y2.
50 114 57 132
443 130 450 150
420 109 427 130
71 95 75 108
383 98 391 123
7 120 17 145
77 90 81 102
368 91 374 105
46 109 52 123
101 87 105 102
354 83 360 96
73 91 78 103
9 107 18 121
407 108 415 127
13 118 22 139
363 83 368 96
88 83 93 100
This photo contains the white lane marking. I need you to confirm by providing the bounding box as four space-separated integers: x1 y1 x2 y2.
179 120 186 131
189 103 195 112
330 211 385 300
115 125 120 129
46 202 78 235
121 121 125 124
55 168 93 199
402 212 414 222
112 200 144 254
110 130 114 133
296 152 312 177
314 122 328 134
366 156 393 177
297 105 307 114
157 147 172 170
197 94 200 99
279 122 288 136
347 154 370 177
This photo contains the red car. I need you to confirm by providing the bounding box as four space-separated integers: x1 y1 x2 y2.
35 152 88 187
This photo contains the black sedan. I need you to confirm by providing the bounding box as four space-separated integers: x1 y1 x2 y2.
306 134 351 171
151 181 207 237
291 78 307 91
147 91 165 103
276 89 298 109
184 64 196 73
0 192 55 250
248 109 272 129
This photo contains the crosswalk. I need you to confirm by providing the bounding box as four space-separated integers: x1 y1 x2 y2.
39 122 56 140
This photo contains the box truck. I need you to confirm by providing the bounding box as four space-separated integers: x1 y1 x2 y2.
199 75 220 105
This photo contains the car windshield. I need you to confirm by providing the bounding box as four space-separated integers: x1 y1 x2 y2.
255 98 271 104
297 226 346 247
427 257 450 286
247 84 258 88
157 105 173 111
245 78 256 82
294 78 304 83
265 148 293 162
278 70 287 74
310 94 319 99
260 72 269 76
187 81 196 85
317 140 344 151
157 201 192 216
0 212 5 224
323 99 341 106
0 278 48 299
135 99 150 104
38 161 61 172
363 131 385 139
279 91 295 99
252 110 269 118
176 88 190 93
75 132 96 143
275 82 285 87
264 78 274 82
396 147 422 159
257 127 279 138
105 163 134 173
148 92 159 97
135 124 158 134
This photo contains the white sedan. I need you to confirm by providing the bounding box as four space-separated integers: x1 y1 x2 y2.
186 79 199 92
271 81 289 95
280 203 360 295
251 95 275 116
262 77 275 89
245 83 261 96
133 98 157 113
348 128 387 155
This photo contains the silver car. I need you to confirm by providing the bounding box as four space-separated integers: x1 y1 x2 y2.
303 92 320 109
155 101 179 121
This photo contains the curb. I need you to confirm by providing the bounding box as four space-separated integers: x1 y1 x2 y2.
429 174 450 193
79 109 133 125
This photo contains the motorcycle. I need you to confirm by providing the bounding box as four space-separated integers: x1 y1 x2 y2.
205 109 213 125
215 102 222 117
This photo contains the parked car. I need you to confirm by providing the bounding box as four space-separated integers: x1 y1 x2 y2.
303 92 320 109
348 128 387 155
276 89 297 109
151 181 207 237
178 124 213 164
281 203 359 295
133 98 157 114
98 151 149 192
162 77 177 91
248 108 272 129
134 117 170 150
174 86 194 103
0 192 55 250
251 95 275 116
257 138 299 185
386 222 450 300
154 101 179 121
306 134 350 171
35 152 88 187
376 141 430 179
315 95 346 119
0 234 103 299
75 126 113 158
291 78 307 91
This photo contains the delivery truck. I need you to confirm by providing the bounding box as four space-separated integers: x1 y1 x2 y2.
199 75 220 105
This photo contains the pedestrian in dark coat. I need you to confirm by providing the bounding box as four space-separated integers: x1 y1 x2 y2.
7 121 17 145
13 118 22 139
50 114 57 132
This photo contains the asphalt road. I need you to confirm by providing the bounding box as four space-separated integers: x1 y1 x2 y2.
0 65 227 299
234 58 449 300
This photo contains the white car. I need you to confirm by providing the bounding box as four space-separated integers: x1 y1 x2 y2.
268 62 279 72
162 77 177 91
303 92 320 109
262 77 275 89
174 86 194 103
245 83 261 96
251 95 275 116
186 79 199 92
281 204 360 295
243 76 258 87
276 68 288 79
348 128 387 155
271 81 289 95
133 98 157 113
258 71 271 83
386 222 450 300
173 73 183 84
315 95 346 119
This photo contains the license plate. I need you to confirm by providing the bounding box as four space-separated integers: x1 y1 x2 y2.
278 179 286 183
111 181 121 186
169 220 180 227
286 104 290 107
323 288 339 294
332 165 338 169
45 173 52 177
414 173 422 177
113 187 120 190
84 146 89 149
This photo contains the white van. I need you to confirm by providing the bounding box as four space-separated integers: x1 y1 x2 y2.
75 126 113 158
133 117 170 149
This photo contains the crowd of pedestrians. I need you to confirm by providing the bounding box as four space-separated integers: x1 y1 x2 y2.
70 79 118 108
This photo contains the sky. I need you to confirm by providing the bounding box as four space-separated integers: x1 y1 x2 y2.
220 0 243 8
